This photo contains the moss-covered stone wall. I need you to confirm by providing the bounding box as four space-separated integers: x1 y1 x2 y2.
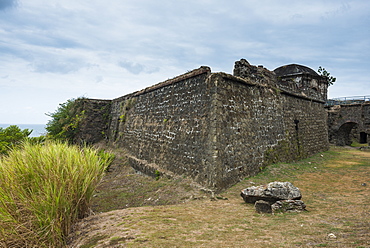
206 73 328 189
77 61 329 190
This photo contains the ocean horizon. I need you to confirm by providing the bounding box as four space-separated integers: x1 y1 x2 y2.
0 124 47 137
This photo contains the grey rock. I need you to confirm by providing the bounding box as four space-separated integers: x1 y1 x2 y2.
241 181 302 203
271 200 306 213
254 200 272 213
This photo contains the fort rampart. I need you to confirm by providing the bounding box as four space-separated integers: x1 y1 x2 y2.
76 59 329 190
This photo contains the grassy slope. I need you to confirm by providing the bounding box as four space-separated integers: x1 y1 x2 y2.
68 147 369 248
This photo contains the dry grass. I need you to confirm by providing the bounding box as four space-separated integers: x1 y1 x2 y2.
68 147 369 248
90 152 209 213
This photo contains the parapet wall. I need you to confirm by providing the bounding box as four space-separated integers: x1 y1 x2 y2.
76 59 329 190
109 67 215 186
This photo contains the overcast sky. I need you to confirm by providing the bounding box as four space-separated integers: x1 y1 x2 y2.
1 0 369 124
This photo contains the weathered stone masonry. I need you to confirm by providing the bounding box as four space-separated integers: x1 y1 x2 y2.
77 59 329 190
327 103 370 146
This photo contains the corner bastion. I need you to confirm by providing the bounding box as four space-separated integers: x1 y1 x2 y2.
76 59 329 191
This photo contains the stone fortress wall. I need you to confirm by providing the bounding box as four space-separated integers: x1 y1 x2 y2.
76 59 329 190
327 103 370 146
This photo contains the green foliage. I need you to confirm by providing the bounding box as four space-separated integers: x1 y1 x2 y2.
97 149 116 171
28 135 47 145
155 170 161 180
46 97 86 142
318 66 336 86
0 125 32 154
119 114 126 123
0 141 112 247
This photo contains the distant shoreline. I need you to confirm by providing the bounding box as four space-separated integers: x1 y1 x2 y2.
0 124 46 137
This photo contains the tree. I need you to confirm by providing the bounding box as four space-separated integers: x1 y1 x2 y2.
0 125 32 154
45 97 86 142
318 66 336 86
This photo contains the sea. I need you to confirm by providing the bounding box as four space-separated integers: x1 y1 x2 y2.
0 124 47 137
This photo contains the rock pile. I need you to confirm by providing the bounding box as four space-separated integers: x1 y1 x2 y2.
241 182 306 213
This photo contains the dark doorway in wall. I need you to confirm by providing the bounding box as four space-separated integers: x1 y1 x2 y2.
294 119 299 131
360 132 368 144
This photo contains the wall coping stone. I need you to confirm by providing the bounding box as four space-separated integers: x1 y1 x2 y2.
113 66 211 102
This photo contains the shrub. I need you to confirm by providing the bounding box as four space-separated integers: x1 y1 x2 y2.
0 141 112 247
46 97 86 142
0 125 32 155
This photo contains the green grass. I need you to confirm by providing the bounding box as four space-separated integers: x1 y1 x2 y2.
0 141 112 247
351 140 369 147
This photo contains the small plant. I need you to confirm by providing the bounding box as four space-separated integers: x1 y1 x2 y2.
155 170 161 180
318 66 336 86
119 114 126 123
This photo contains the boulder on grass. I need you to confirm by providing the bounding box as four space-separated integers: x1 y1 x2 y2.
254 200 272 213
241 181 302 204
271 200 306 213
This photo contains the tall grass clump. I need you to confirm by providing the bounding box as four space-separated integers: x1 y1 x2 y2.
0 141 112 247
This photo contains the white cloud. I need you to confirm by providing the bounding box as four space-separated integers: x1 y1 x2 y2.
0 0 369 123
32 57 90 74
118 60 160 75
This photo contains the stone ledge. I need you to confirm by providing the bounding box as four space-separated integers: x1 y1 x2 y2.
127 155 175 179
